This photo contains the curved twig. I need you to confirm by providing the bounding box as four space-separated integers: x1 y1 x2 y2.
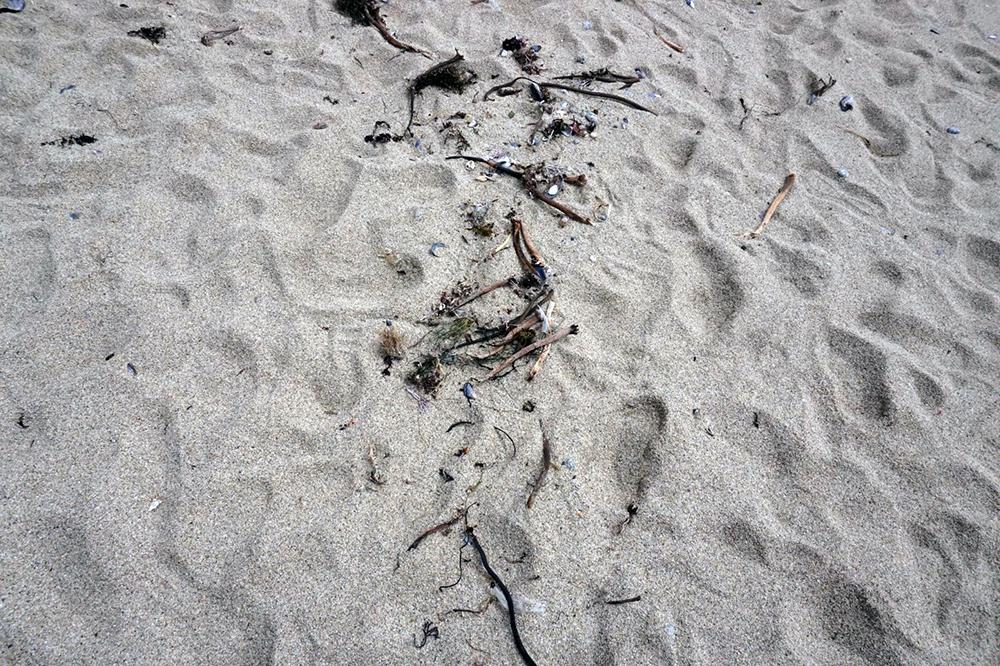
484 76 657 115
483 325 578 381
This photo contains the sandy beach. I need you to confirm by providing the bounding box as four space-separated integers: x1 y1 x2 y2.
2 0 999 663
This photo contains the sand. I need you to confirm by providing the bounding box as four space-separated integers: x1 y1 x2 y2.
2 0 999 663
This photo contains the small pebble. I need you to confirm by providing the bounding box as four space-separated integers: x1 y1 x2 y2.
148 499 162 512
1 0 25 12
839 95 854 111
547 184 559 196
562 458 577 471
946 126 960 135
590 255 597 262
837 168 849 178
582 20 593 30
69 212 80 220
989 34 998 40
462 382 476 402
685 0 694 7
575 54 586 64
429 242 446 257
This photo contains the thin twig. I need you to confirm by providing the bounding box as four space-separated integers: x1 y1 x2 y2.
466 528 538 666
484 76 657 115
553 68 641 87
439 541 469 591
606 595 642 605
451 275 516 310
408 508 466 551
362 2 431 58
526 422 552 509
748 173 796 238
493 426 517 458
483 325 578 381
654 29 685 53
447 420 475 433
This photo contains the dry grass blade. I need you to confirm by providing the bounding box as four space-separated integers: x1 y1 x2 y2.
526 423 553 509
483 76 658 115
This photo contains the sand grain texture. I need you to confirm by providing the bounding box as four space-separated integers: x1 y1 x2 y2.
2 0 999 664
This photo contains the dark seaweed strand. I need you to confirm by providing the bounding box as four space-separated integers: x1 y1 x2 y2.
466 529 538 666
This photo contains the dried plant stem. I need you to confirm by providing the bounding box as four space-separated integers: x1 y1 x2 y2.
749 173 796 238
526 345 551 381
362 3 431 58
526 424 553 509
483 325 577 381
484 76 657 115
452 275 516 310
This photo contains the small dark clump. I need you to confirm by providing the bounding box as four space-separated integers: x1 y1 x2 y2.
502 36 543 75
364 120 399 144
128 26 166 44
42 134 97 148
408 355 444 395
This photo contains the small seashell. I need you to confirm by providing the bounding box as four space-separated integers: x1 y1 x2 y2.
582 20 593 30
462 382 476 402
430 242 446 257
2 0 26 12
685 0 694 6
527 82 544 102
575 55 586 64
837 168 849 178
530 44 541 53
946 126 960 135
547 184 559 196
148 499 162 512
839 95 854 111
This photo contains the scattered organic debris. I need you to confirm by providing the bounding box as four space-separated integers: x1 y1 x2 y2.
201 26 239 46
413 620 440 648
16 413 29 429
462 200 495 236
606 595 642 605
839 95 855 111
502 36 543 75
406 51 477 135
748 173 796 238
439 595 495 619
553 68 640 88
807 75 836 105
335 0 431 57
446 155 591 223
486 76 656 115
408 508 466 551
365 120 400 144
525 422 553 509
42 134 97 148
128 26 166 44
447 420 474 433
466 528 538 665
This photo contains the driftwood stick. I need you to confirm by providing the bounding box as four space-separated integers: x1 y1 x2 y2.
483 325 578 381
483 76 657 115
748 173 796 238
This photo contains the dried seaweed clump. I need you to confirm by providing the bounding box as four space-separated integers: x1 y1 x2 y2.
406 52 478 134
501 36 543 75
379 322 407 361
334 0 429 56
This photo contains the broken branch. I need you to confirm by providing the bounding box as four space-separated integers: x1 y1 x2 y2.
748 173 796 238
